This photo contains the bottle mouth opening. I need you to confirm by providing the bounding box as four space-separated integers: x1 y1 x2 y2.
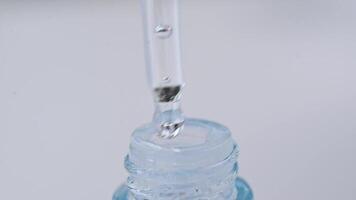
131 118 233 150
127 118 238 169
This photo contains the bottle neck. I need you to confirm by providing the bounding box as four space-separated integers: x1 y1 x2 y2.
125 144 239 200
125 118 239 200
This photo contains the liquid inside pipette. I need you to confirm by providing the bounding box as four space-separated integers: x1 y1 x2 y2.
153 85 184 139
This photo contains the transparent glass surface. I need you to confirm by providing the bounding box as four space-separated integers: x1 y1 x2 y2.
114 177 253 200
113 118 253 200
140 0 183 89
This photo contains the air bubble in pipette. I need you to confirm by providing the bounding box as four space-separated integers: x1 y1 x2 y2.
155 25 173 39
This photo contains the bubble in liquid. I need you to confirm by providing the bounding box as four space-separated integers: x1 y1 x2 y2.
155 25 173 39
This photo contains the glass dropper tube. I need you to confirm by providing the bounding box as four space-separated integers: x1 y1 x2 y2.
140 0 184 138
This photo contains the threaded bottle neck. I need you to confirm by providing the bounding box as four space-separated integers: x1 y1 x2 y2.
125 119 239 200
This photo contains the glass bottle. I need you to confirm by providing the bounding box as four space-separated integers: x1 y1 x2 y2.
113 0 253 199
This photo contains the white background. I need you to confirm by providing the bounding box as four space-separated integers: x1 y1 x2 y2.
1 0 356 199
